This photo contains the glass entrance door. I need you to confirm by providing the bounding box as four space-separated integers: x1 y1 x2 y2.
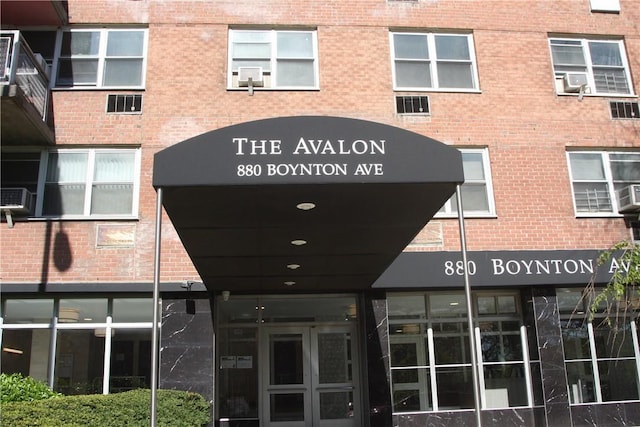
262 326 359 427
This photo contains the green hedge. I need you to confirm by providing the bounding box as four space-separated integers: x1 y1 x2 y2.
0 389 211 427
0 373 62 403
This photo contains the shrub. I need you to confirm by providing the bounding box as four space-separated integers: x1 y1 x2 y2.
0 373 61 403
0 388 210 426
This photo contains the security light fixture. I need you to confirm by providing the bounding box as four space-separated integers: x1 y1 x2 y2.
291 239 307 246
182 281 197 314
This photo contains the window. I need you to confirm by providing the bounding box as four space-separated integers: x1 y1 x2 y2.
388 292 533 412
550 38 632 95
38 149 140 218
228 29 318 90
55 29 147 88
589 0 620 12
1 297 152 395
438 148 495 216
558 289 640 404
390 32 479 91
567 151 640 215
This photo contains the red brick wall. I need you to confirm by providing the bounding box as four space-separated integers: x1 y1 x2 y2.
1 0 638 285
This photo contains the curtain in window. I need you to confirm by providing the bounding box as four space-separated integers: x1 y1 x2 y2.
103 31 145 86
91 152 135 214
43 153 88 215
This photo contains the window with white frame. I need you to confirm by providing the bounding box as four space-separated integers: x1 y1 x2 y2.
228 29 318 90
557 289 640 404
390 32 479 91
0 297 153 395
55 28 147 88
567 151 640 215
549 38 632 95
38 148 140 218
438 148 495 216
388 292 534 412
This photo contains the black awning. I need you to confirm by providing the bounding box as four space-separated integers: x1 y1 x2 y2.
153 116 463 293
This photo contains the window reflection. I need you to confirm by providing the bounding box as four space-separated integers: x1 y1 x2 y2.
388 291 529 413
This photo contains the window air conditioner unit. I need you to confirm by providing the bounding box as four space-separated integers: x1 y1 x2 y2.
563 73 589 93
1 187 33 214
237 67 264 87
617 184 640 213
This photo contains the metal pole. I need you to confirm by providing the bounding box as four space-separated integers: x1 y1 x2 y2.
151 188 163 427
456 185 482 427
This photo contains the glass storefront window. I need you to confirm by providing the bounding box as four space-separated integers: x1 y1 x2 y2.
59 298 107 323
4 299 54 323
112 298 152 322
109 329 151 393
388 291 531 413
55 329 105 395
1 329 51 382
217 326 259 419
1 297 153 395
559 288 640 405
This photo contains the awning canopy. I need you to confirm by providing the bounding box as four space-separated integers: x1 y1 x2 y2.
153 116 464 293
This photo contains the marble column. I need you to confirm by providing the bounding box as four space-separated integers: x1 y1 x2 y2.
361 291 392 427
531 287 572 427
159 298 215 404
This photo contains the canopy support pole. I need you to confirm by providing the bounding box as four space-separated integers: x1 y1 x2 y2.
456 185 482 427
151 188 163 427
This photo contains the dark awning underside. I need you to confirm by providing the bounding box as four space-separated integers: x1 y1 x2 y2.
153 116 464 293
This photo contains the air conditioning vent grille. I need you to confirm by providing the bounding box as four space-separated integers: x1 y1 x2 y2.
610 101 639 119
396 96 430 115
107 94 143 114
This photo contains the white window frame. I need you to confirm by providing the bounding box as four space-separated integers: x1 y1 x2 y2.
549 37 633 96
35 148 141 219
52 28 148 89
567 151 640 217
227 29 319 90
388 291 533 413
0 297 153 394
559 290 640 405
390 31 480 92
437 148 496 218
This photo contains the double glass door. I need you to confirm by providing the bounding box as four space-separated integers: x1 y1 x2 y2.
262 325 359 427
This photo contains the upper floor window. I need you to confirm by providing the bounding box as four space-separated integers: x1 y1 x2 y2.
228 29 319 90
390 32 479 91
1 148 140 219
567 151 640 215
55 29 147 88
438 148 495 217
550 38 632 95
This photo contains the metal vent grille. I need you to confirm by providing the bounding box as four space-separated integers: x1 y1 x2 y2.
610 101 639 119
396 96 430 115
107 94 143 114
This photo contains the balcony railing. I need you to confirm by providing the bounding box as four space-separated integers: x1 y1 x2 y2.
1 30 51 123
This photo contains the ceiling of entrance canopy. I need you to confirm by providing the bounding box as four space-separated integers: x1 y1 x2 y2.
153 116 464 293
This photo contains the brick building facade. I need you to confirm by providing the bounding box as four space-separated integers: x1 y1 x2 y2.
1 1 639 426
